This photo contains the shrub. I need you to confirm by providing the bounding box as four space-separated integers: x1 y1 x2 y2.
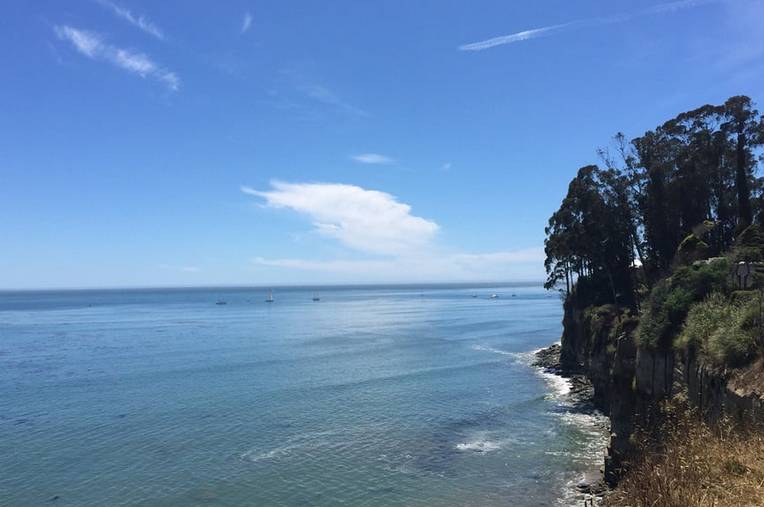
732 224 764 263
638 258 730 349
731 290 758 304
676 292 728 351
709 324 757 368
675 233 710 266
677 292 759 368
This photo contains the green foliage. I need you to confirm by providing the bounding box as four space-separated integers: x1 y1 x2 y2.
678 291 759 368
585 304 619 334
637 258 730 349
675 292 728 351
546 96 764 305
544 166 637 305
731 290 758 304
544 96 764 369
711 325 758 368
732 224 764 262
674 233 710 266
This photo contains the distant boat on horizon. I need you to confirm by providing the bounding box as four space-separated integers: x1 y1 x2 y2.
215 300 227 305
489 294 498 299
312 292 320 302
265 290 274 303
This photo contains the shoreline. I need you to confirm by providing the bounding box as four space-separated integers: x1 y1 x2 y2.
532 344 609 505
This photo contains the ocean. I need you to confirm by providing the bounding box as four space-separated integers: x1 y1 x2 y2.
0 284 606 506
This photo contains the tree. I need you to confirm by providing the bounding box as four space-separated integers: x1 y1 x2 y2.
720 96 764 229
545 96 764 308
544 166 636 306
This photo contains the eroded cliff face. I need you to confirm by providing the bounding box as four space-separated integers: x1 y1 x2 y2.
560 300 638 485
560 298 764 486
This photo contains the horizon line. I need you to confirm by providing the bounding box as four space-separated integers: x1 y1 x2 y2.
0 280 546 293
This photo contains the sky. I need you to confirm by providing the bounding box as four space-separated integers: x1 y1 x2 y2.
1 0 763 289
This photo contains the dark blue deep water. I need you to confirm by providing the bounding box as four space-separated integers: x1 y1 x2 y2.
0 284 606 506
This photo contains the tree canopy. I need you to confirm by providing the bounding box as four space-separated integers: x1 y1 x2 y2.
545 96 764 307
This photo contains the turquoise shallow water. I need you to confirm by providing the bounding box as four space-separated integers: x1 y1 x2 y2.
0 284 605 506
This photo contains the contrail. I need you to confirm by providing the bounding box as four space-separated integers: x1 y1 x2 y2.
459 0 726 51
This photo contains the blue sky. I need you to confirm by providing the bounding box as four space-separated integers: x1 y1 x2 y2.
2 0 763 289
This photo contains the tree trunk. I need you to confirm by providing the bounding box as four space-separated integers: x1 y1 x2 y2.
736 131 753 227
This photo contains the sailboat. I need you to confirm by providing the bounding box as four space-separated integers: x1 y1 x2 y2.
312 292 320 302
265 289 274 303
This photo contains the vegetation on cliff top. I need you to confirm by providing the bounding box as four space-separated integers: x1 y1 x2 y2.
545 95 764 367
637 258 730 350
678 291 760 368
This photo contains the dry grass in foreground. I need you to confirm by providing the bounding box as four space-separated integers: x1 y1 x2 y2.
604 405 764 507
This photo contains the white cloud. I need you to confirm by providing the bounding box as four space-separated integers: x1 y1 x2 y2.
242 181 438 255
251 247 545 281
459 0 725 51
241 12 253 34
243 181 545 282
352 153 394 165
55 26 103 58
96 0 164 40
55 26 179 91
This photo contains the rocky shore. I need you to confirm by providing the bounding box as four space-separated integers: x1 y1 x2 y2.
533 343 608 504
532 344 596 412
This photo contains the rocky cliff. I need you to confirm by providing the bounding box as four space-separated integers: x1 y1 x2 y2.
559 298 764 487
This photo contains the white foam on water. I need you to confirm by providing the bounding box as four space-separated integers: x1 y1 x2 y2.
536 368 571 398
470 344 518 357
518 347 610 506
455 438 502 453
240 429 342 463
241 442 304 462
455 430 517 454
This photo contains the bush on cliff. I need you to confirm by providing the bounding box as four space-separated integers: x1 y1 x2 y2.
637 258 730 350
732 224 764 263
674 232 711 267
677 292 759 368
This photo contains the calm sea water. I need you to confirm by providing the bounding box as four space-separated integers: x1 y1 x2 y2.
0 284 605 506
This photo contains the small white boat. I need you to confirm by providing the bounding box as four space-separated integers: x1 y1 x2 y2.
489 294 498 299
265 289 274 303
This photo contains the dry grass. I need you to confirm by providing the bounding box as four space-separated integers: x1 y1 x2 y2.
604 404 764 507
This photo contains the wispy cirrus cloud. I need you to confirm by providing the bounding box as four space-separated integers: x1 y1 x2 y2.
242 181 438 255
460 0 725 51
95 0 164 40
352 153 394 165
241 12 253 34
55 26 179 91
269 68 370 118
298 83 369 117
